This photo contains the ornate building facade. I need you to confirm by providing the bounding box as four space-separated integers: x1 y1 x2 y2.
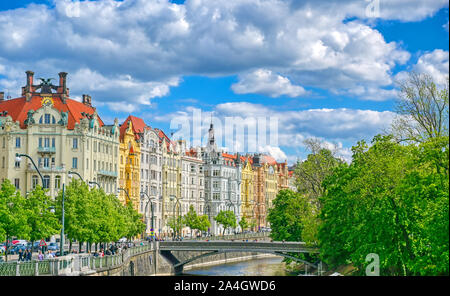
119 116 142 212
202 123 242 235
0 71 119 198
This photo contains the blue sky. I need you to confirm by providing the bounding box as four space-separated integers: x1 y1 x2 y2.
0 0 448 163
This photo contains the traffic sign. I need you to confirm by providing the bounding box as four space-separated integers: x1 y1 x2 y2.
39 239 47 247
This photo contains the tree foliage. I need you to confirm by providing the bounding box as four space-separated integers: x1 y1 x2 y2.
318 135 449 275
0 180 31 261
55 180 145 246
24 186 61 253
391 72 449 143
214 210 237 235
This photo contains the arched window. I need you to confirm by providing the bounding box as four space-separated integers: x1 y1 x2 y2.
43 175 50 189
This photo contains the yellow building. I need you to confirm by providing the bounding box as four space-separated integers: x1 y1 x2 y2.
240 157 254 228
119 116 143 212
264 162 278 211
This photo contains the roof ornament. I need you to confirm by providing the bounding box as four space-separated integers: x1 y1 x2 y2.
36 78 57 94
24 109 35 126
59 111 68 126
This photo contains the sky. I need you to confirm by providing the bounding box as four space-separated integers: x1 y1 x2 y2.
0 0 448 164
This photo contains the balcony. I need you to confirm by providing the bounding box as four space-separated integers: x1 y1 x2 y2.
37 147 56 154
97 170 118 178
27 163 66 173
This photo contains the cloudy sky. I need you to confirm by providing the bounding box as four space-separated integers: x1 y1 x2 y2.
0 0 448 163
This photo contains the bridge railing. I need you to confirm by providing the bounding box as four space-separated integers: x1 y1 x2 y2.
0 242 154 276
185 232 271 241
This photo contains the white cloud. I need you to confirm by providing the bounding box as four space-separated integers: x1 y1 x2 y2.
258 145 288 162
0 0 432 106
231 69 307 98
395 49 449 87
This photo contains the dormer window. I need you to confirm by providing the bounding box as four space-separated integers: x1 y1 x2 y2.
39 114 56 124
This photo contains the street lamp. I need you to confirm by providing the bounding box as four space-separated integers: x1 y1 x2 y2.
170 195 181 239
89 181 101 189
68 170 84 182
15 153 44 185
117 187 131 204
141 191 156 239
253 201 261 232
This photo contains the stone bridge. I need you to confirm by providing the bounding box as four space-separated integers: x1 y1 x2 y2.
158 241 319 274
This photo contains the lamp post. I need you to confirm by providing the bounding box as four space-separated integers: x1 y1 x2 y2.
117 187 131 204
141 191 155 239
253 201 260 232
15 153 44 186
68 170 84 183
89 181 101 189
170 195 181 239
204 204 211 237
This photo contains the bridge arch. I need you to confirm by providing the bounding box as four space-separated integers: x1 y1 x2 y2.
173 249 318 270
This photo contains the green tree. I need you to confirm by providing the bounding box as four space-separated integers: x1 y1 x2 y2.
183 205 199 237
391 72 449 143
0 180 30 261
24 186 61 254
239 216 249 232
167 216 184 238
318 135 449 275
214 210 237 235
197 215 211 236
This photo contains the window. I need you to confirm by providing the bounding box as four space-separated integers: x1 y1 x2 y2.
15 160 20 168
32 175 39 189
43 158 50 168
15 137 20 148
72 157 78 169
44 138 50 148
55 175 61 189
2 156 4 168
14 178 20 189
43 175 50 189
52 138 55 148
44 114 51 124
73 138 78 149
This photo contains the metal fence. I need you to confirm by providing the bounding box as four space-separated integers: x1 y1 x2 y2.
186 232 271 241
0 243 153 276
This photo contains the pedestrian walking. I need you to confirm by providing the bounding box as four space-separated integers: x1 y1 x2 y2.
26 249 32 261
38 251 44 261
18 248 23 262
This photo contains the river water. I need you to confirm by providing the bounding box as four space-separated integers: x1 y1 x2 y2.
183 256 296 276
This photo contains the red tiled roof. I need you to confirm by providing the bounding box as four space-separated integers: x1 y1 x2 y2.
154 128 176 152
262 155 277 165
120 115 147 141
0 95 104 129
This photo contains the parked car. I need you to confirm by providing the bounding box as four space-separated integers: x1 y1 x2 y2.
55 250 69 257
12 240 28 246
9 244 27 255
47 242 59 251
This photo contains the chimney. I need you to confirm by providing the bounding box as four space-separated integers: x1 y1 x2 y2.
59 72 68 94
26 70 34 87
82 94 92 107
0 92 4 102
